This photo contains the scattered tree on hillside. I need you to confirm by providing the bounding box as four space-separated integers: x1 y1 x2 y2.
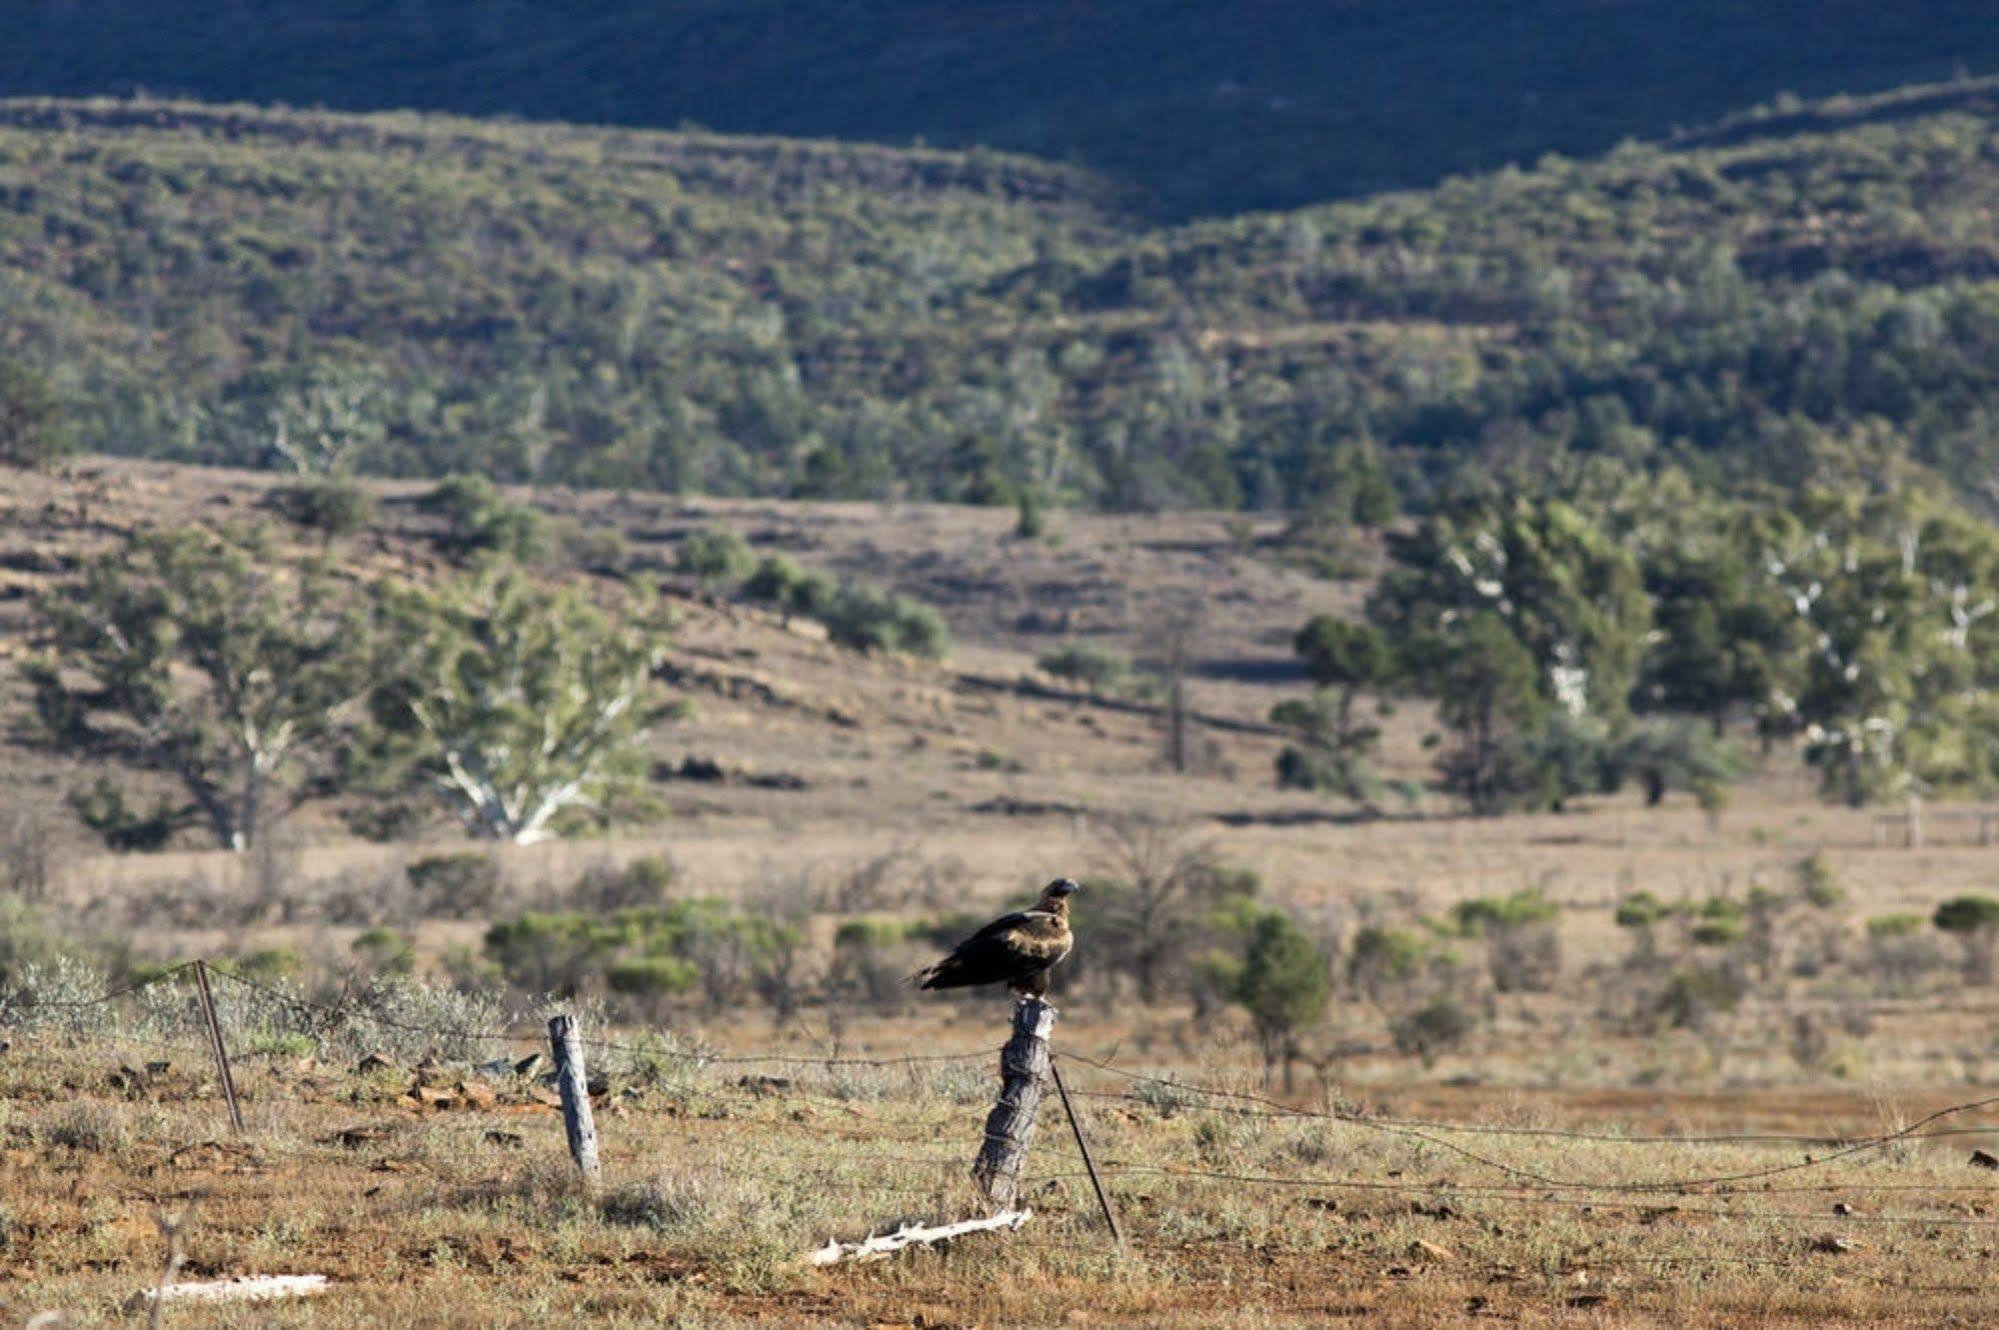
1272 617 1398 803
365 570 674 844
0 359 67 469
421 475 550 564
676 526 754 592
1038 640 1132 696
1412 612 1549 815
1371 494 1650 723
237 364 390 476
742 554 839 626
820 582 949 658
23 526 376 850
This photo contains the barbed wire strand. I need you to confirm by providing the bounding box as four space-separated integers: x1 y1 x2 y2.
0 960 198 1011
206 968 1003 1067
1062 1082 1999 1149
1059 1051 1999 1192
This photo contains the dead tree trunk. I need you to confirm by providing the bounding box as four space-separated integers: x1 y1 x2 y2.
973 998 1054 1210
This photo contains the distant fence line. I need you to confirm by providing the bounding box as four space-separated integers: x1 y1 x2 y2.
1872 801 1999 848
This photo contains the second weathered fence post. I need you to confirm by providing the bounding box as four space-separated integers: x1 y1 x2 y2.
547 1012 601 1189
973 998 1054 1210
193 960 244 1135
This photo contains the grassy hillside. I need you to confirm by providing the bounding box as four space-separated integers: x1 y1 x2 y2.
5 1 1997 216
11 82 1999 513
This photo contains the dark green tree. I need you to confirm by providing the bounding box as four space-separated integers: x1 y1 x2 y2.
1416 612 1549 815
23 526 376 850
1226 908 1331 1092
1277 615 1396 803
1639 542 1802 736
1934 894 1999 985
0 359 67 468
1372 495 1649 722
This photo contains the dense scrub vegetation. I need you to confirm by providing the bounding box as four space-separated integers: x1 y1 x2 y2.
3 2 1993 216
13 83 1999 520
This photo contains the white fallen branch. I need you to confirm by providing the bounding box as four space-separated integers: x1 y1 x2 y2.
806 1209 1031 1266
139 1274 331 1306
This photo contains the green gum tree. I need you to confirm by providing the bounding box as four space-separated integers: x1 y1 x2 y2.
366 570 674 844
1415 611 1549 815
1371 493 1649 724
24 526 375 851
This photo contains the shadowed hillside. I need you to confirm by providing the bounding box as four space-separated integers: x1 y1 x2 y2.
4 1 1997 217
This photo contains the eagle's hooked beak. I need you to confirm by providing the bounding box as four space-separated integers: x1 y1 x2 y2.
1047 878 1080 898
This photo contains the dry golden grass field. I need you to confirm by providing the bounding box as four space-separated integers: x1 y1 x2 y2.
6 461 1999 1326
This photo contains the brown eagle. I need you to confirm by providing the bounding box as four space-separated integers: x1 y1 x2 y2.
914 878 1078 999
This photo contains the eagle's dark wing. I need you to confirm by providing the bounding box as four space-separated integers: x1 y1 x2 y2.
916 909 1072 990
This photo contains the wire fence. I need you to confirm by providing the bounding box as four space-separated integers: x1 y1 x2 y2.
7 960 1999 1279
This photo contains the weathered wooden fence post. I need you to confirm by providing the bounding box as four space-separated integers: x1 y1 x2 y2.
547 1012 601 1189
193 960 244 1135
973 998 1054 1210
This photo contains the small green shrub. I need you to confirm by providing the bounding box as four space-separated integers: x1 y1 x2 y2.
821 583 949 658
231 948 304 982
1038 641 1132 694
1654 965 1745 1030
1347 924 1428 1003
353 925 416 976
1866 912 1924 940
742 553 806 606
422 474 548 562
1391 994 1476 1065
607 956 701 998
1449 889 1559 935
600 1173 714 1233
676 525 753 590
571 855 677 911
1614 891 1671 930
486 900 800 1011
554 518 630 574
407 852 503 916
1450 890 1562 992
268 476 376 537
1690 897 1745 947
1797 853 1845 909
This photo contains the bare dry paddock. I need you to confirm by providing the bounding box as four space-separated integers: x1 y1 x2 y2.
5 964 1999 1329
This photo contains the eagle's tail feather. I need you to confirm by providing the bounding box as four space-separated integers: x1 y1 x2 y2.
912 956 971 989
